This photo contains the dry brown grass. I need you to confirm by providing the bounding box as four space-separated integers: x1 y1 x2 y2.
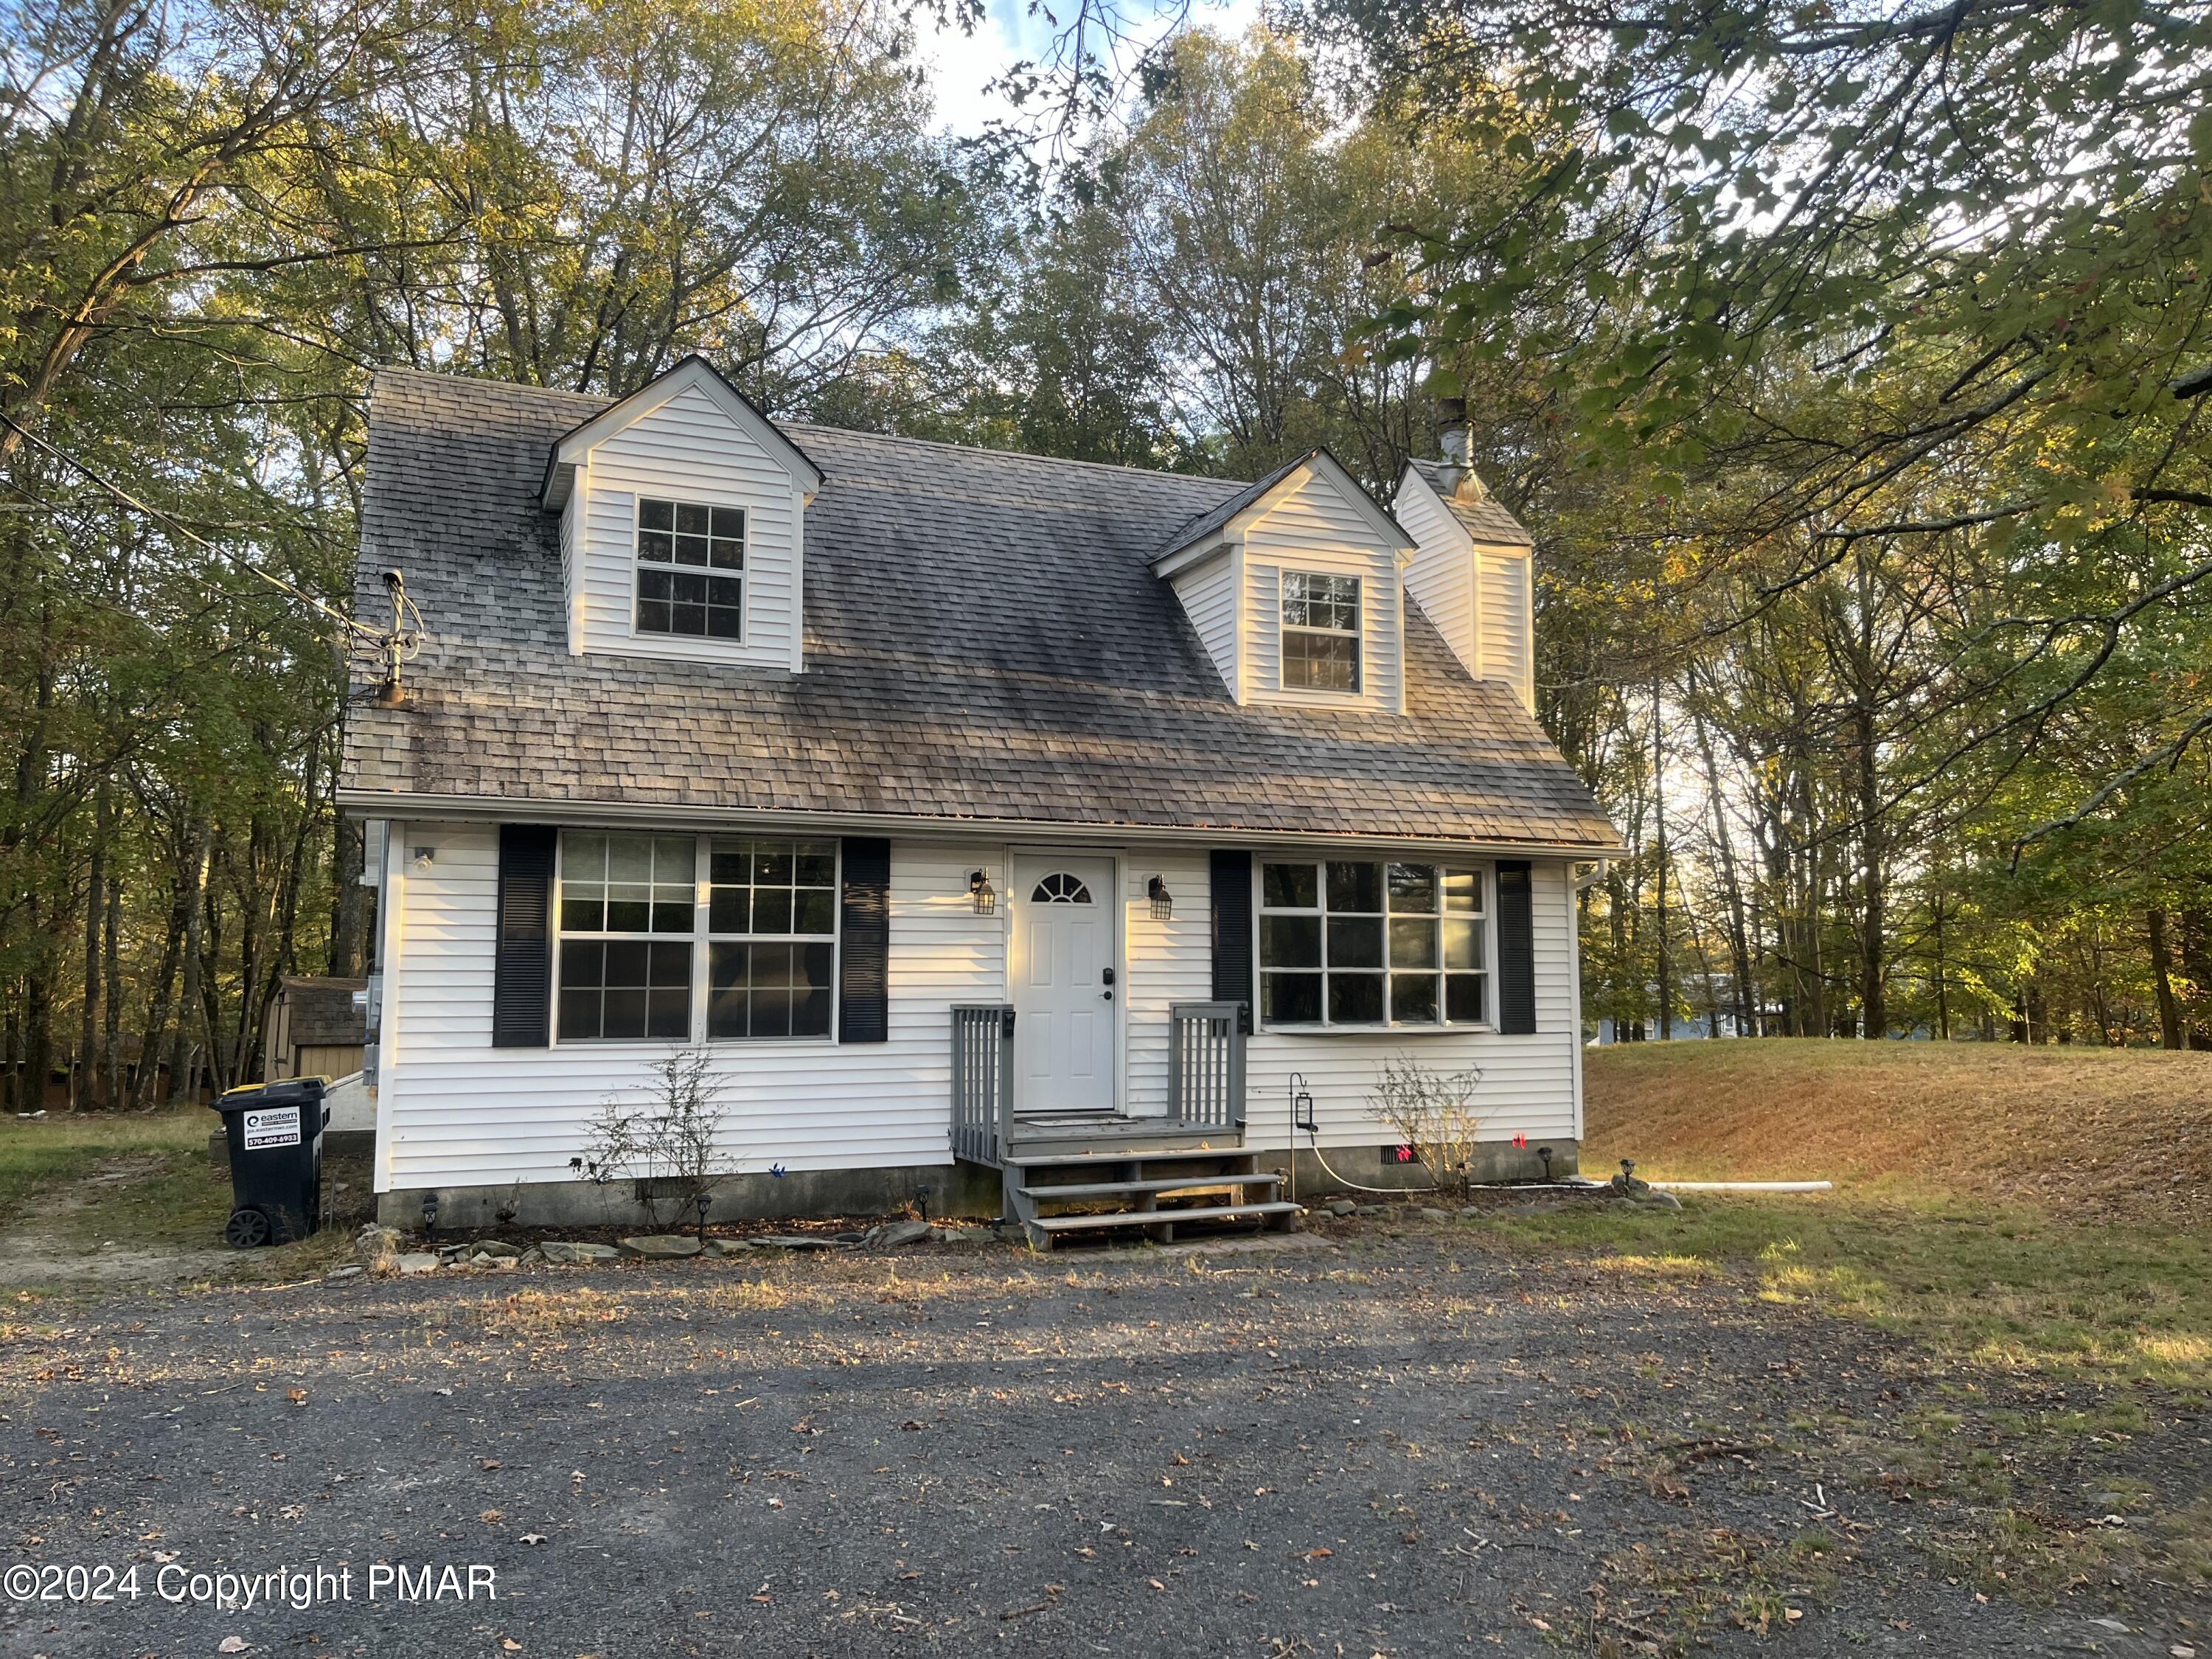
1583 1039 2212 1223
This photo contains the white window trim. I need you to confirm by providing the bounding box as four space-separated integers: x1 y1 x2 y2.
551 831 841 1046
630 493 749 645
1253 857 1495 1034
1279 568 1363 695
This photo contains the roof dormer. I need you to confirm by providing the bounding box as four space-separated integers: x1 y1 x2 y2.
1152 450 1416 713
1394 422 1536 713
543 355 823 670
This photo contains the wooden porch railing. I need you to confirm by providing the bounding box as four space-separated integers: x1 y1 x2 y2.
950 1004 1014 1164
1168 1001 1247 1133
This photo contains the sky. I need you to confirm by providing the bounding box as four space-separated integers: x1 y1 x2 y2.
911 0 1268 138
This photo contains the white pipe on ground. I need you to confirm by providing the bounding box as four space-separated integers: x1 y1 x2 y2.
1645 1180 1833 1193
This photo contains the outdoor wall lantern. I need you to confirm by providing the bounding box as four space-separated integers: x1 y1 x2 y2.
968 870 996 914
1147 876 1173 919
421 1191 439 1238
410 846 437 873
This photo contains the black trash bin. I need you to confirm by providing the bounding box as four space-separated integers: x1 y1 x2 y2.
211 1077 329 1248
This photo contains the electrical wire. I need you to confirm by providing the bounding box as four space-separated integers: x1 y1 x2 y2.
0 406 404 654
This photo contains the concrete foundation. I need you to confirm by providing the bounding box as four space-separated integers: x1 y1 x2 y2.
1256 1137 1579 1200
373 1138 1578 1228
376 1159 1003 1230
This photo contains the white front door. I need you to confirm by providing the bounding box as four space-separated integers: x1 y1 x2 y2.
1011 855 1118 1115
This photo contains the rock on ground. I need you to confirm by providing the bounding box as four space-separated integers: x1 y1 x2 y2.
394 1253 438 1275
618 1235 703 1259
354 1225 400 1273
864 1220 933 1248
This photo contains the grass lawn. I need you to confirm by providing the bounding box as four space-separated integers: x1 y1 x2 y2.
0 1110 352 1298
1479 1040 2212 1601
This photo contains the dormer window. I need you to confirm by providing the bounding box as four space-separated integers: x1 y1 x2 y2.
1281 571 1360 692
636 497 745 640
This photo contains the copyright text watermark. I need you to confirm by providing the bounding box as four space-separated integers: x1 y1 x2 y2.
5 1560 497 1610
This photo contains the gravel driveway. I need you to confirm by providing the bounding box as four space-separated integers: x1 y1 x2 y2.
4 1224 2203 1657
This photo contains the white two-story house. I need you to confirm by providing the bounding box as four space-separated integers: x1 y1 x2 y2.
337 356 1620 1245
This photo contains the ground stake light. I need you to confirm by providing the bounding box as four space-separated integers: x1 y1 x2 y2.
695 1191 712 1245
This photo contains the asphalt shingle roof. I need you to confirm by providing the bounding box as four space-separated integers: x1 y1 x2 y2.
1405 459 1536 546
338 370 1618 851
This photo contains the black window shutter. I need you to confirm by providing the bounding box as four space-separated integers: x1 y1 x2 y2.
1496 860 1536 1034
839 838 891 1043
1209 850 1254 1020
493 824 557 1048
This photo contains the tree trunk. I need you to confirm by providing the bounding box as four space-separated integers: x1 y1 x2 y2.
1652 689 1671 1041
167 823 210 1105
1692 703 1756 1037
1854 700 1885 1040
101 863 121 1106
329 815 366 976
75 789 108 1109
1931 894 1950 1040
133 880 185 1109
2149 908 2183 1050
2182 906 2212 1051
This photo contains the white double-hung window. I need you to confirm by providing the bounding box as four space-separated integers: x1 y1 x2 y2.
554 831 838 1042
635 497 745 640
1280 571 1360 692
1258 860 1488 1028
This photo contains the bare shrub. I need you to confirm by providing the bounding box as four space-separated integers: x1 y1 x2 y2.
1367 1055 1486 1201
574 1048 733 1228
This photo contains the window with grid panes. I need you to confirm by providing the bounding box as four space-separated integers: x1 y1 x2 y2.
706 839 838 1039
1280 571 1361 691
554 832 841 1042
635 497 744 639
557 833 698 1040
1258 860 1487 1027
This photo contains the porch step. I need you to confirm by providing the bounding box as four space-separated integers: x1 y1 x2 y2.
1018 1172 1284 1203
1003 1145 1253 1169
1026 1201 1303 1248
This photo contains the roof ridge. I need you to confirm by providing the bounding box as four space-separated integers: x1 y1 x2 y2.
778 420 1244 492
369 363 1248 493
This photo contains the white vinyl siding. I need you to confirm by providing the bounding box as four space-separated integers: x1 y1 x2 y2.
377 824 1004 1189
373 830 1582 1189
1479 546 1534 713
1167 549 1240 697
557 487 584 653
568 381 800 668
1395 473 1478 679
1242 858 1579 1153
1242 470 1404 714
1121 849 1212 1119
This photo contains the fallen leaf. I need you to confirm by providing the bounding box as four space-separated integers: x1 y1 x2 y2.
500 1641 522 1653
480 1509 505 1524
1296 1548 1332 1560
520 1533 547 1546
1147 1578 1166 1591
480 1458 502 1471
218 1640 250 1656
285 1390 307 1408
1529 1618 1552 1632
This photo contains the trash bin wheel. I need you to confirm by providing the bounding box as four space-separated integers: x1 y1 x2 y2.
224 1207 272 1249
